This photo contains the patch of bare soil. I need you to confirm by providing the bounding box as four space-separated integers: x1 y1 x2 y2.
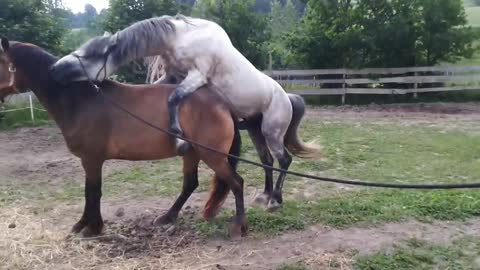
2 103 480 269
0 127 152 186
307 102 480 122
99 199 480 269
3 199 480 270
307 102 480 135
195 219 480 269
309 102 480 115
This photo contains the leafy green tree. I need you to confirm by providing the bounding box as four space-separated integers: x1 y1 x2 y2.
355 0 421 67
418 0 476 65
286 0 476 68
104 0 179 32
286 0 362 68
269 0 298 68
0 0 67 55
270 0 297 39
192 0 271 69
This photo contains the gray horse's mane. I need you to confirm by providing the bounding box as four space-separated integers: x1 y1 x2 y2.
113 14 190 63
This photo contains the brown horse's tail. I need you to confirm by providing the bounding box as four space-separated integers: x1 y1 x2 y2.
203 116 242 220
284 94 321 159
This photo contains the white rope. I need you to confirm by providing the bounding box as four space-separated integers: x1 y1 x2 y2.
0 107 30 113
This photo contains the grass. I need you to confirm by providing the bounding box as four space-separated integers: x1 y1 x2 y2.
296 120 480 185
4 117 480 236
3 107 480 268
191 119 480 237
193 189 480 237
0 102 51 129
354 237 480 270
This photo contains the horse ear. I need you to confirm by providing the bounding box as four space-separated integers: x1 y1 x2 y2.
0 37 9 52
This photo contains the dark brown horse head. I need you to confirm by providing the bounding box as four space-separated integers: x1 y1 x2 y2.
0 37 18 102
0 38 53 102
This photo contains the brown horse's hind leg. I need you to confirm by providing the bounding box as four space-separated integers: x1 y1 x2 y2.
154 154 200 225
72 159 104 236
207 159 247 240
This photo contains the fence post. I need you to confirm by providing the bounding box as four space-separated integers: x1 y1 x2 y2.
29 94 35 124
268 52 273 72
341 72 346 105
413 72 418 99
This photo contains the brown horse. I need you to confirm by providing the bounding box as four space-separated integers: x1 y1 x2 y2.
0 38 248 238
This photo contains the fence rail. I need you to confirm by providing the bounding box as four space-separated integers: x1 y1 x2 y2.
265 65 480 103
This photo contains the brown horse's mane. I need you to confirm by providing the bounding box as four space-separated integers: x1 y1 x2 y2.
8 43 99 100
9 43 57 83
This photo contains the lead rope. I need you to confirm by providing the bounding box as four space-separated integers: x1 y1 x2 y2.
72 56 480 190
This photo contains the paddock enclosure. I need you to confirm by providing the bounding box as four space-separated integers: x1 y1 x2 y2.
2 103 480 269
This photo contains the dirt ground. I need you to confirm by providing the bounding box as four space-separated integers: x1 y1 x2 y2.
2 102 480 270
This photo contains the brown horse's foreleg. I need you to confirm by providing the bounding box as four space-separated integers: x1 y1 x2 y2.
72 159 104 236
154 154 199 225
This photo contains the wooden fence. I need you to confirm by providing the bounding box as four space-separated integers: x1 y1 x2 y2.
264 65 480 104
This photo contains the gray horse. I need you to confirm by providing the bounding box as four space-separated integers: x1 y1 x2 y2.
50 15 320 210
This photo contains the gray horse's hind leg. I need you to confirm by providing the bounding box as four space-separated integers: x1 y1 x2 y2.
168 69 206 155
270 150 292 209
261 92 293 211
244 117 275 205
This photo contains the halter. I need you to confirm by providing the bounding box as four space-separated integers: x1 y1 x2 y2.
7 63 16 88
71 49 112 92
0 62 19 103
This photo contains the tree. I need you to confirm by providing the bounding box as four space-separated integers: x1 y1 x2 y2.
419 0 476 65
192 0 271 69
0 0 66 55
104 0 180 32
286 0 363 68
269 0 298 68
355 0 421 67
286 0 476 68
84 4 98 27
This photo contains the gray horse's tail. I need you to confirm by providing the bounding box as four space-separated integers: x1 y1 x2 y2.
284 94 321 159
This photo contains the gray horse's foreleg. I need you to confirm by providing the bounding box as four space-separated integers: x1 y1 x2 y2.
168 69 207 155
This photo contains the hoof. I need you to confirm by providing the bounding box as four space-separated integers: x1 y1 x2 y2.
153 213 177 226
81 223 104 237
229 223 248 240
229 217 248 240
203 210 219 221
176 139 191 156
267 199 283 212
71 220 87 234
254 193 270 206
